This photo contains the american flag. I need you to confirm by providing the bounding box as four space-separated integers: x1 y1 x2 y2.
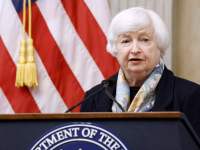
0 0 119 113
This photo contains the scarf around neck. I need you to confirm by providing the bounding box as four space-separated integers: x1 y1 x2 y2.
112 61 164 112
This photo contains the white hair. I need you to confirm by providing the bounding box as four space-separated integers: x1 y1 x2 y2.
106 7 169 57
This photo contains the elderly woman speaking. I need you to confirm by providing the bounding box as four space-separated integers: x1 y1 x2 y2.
80 7 200 137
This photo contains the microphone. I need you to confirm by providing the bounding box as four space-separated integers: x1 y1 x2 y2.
105 88 125 112
103 80 125 112
65 80 125 112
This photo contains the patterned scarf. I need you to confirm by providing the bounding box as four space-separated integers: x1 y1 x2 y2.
112 60 164 112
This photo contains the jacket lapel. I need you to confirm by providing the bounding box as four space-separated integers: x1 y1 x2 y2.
102 74 118 111
152 67 175 111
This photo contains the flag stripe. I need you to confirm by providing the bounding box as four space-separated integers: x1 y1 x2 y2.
61 0 119 78
0 0 67 113
29 3 84 111
0 37 40 113
0 88 15 114
37 0 104 91
84 0 110 35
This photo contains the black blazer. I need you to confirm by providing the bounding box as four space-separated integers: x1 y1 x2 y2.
81 67 200 138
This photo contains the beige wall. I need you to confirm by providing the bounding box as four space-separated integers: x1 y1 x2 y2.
173 0 200 84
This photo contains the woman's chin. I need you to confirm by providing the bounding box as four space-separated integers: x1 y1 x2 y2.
126 67 151 78
127 67 146 74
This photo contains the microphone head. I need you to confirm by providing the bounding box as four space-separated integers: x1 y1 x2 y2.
102 80 114 88
102 80 109 88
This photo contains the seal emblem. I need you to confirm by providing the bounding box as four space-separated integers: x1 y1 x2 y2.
31 123 128 150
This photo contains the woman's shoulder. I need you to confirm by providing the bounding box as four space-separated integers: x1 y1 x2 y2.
163 67 200 90
169 68 200 93
159 67 200 100
166 70 200 101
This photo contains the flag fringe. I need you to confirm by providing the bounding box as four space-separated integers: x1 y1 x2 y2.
25 38 38 87
15 0 38 88
15 39 26 87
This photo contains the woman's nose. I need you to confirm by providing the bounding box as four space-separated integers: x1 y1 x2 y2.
130 41 141 53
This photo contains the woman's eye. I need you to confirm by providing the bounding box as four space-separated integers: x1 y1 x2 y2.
121 39 131 43
141 38 149 42
139 37 151 42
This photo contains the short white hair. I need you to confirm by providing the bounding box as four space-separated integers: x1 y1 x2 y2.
106 7 169 57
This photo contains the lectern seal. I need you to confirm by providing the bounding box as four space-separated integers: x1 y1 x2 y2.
31 123 128 150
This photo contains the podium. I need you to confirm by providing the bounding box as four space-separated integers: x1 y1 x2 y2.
0 112 199 150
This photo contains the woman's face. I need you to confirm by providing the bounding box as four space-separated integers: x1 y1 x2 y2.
115 25 161 86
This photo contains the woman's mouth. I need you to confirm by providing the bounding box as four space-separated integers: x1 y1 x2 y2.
128 58 144 65
129 58 143 61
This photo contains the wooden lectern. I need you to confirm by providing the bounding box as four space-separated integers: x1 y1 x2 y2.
0 112 199 150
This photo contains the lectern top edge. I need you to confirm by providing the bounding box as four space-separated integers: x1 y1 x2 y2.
0 112 182 120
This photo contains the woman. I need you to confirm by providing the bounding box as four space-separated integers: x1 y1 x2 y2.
80 7 200 137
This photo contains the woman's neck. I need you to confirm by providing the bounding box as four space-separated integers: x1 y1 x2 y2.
123 70 149 87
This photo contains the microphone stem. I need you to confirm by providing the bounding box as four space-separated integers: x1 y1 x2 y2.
66 85 105 112
65 100 84 113
105 89 125 112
